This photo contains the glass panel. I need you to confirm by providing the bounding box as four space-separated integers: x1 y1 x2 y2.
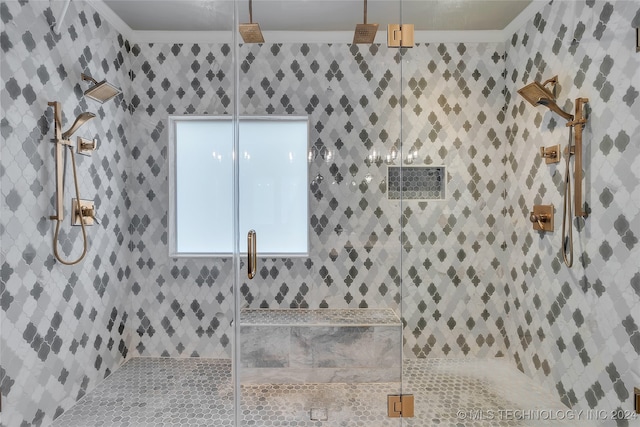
399 4 509 426
238 118 309 254
233 1 404 425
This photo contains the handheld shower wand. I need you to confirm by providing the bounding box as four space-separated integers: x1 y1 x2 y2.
48 101 95 265
62 112 96 140
561 127 574 267
560 98 589 267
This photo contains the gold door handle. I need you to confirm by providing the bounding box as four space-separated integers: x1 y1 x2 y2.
247 230 256 279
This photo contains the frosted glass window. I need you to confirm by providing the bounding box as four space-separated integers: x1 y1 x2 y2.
169 116 309 256
239 119 309 254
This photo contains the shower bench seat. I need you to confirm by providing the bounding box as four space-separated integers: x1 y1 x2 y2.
239 308 401 384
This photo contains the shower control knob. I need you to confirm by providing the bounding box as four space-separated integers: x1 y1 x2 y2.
529 212 548 225
529 204 554 232
540 145 561 164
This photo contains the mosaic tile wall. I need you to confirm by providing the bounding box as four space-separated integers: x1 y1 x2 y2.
399 43 509 359
3 0 638 425
502 0 640 422
1 1 132 426
126 40 510 362
387 166 445 200
126 41 236 358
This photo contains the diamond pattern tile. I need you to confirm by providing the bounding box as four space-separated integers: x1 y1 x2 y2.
502 0 640 421
1 0 638 426
1 1 132 426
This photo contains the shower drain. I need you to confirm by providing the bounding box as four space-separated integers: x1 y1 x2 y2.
310 407 329 421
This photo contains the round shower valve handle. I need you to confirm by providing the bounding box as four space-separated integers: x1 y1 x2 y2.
529 212 549 229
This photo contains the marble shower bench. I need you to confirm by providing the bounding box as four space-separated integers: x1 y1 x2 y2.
239 308 402 384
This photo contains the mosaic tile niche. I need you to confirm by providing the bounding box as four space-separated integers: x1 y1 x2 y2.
1 1 133 426
126 40 511 362
502 0 640 422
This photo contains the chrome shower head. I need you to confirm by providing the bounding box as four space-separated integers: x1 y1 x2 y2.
81 73 121 103
62 112 96 140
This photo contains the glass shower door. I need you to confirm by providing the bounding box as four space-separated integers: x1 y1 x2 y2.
230 0 405 425
398 4 510 425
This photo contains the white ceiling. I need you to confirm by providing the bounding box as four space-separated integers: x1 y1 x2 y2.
102 0 533 32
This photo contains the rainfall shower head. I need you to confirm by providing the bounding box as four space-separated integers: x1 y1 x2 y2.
239 0 264 43
61 112 96 140
353 0 378 44
81 73 121 103
517 80 555 107
518 76 573 121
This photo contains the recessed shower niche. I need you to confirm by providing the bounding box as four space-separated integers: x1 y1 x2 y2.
387 165 446 200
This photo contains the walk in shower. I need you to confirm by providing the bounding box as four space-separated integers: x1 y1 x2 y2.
1 1 639 426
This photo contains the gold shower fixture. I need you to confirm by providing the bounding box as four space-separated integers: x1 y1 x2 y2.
353 0 378 44
81 73 121 103
48 101 95 265
529 204 554 232
387 24 414 48
518 76 589 267
517 76 573 121
239 0 264 43
540 145 560 164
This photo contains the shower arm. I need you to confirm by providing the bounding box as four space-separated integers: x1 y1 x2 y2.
541 76 558 98
566 98 589 218
81 73 99 85
364 0 368 24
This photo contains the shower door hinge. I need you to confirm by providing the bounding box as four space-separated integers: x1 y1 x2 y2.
387 394 414 418
387 24 414 48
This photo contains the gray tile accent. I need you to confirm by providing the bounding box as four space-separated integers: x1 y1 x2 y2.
388 166 445 200
239 309 401 383
1 0 638 425
240 307 400 325
126 40 510 365
1 1 132 426
503 0 640 422
52 357 587 427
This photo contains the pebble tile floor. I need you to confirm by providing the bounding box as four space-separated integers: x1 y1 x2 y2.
53 358 590 426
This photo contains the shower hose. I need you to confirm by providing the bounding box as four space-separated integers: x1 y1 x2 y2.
561 126 573 267
52 145 88 265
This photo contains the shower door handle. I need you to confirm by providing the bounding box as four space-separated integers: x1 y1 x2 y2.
247 230 256 279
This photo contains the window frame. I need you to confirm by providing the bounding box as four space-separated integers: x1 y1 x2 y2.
168 115 311 258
